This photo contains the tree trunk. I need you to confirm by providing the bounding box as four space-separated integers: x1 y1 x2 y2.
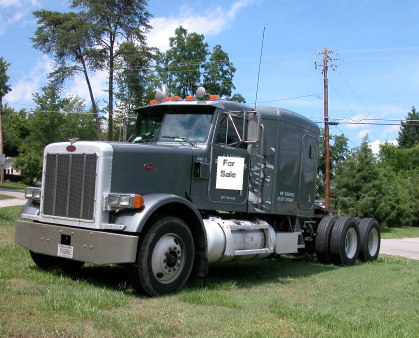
79 52 102 141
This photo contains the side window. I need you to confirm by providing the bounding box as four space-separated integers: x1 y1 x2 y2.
215 113 246 147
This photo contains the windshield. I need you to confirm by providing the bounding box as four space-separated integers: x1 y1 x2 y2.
132 106 214 143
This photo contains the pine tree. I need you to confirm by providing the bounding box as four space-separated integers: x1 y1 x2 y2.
333 136 382 218
397 106 419 148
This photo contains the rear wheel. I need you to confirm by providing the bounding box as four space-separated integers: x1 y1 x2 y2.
315 216 338 264
30 251 84 271
330 217 360 266
358 218 380 262
132 216 194 297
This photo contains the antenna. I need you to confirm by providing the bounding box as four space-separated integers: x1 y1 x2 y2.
254 27 266 108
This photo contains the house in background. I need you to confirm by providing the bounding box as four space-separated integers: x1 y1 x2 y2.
4 157 20 175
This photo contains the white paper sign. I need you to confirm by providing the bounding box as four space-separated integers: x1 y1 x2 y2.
215 156 245 190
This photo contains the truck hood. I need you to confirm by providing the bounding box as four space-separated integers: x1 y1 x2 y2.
110 142 194 198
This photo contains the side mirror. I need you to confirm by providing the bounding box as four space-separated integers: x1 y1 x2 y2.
246 113 260 143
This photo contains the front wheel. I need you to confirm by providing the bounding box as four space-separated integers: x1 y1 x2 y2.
132 216 194 297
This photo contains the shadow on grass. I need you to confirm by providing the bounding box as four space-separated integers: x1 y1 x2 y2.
188 254 338 290
34 253 338 295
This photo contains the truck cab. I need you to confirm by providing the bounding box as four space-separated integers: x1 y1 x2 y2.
15 87 381 296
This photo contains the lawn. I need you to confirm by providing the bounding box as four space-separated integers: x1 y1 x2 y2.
1 206 418 338
381 226 418 239
0 182 27 190
0 194 14 201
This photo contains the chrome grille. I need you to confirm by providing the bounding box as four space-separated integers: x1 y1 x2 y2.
43 153 97 220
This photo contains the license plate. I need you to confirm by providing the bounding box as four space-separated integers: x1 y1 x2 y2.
57 244 74 259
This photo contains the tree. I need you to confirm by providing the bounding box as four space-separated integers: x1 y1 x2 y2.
379 142 419 172
14 84 97 183
397 106 419 148
32 10 103 140
3 106 30 157
376 166 419 227
71 0 152 141
0 57 12 183
230 93 246 103
378 142 419 227
157 26 208 97
156 26 244 101
332 136 382 218
317 129 349 198
115 41 157 108
203 45 236 98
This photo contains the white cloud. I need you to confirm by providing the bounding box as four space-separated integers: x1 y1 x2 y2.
369 140 381 155
0 0 22 7
369 139 398 155
357 129 371 140
66 70 109 108
5 55 52 104
5 55 109 111
382 124 400 138
0 0 39 7
0 0 39 34
147 0 259 51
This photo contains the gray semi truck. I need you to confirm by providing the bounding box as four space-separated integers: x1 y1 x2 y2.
15 87 381 296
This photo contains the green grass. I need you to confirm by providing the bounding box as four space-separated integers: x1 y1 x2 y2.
0 194 14 200
0 181 27 190
1 206 419 338
381 226 418 239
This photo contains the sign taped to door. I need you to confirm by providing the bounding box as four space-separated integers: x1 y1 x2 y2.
215 156 245 190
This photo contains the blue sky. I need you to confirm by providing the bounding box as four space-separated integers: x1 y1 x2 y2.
1 0 418 151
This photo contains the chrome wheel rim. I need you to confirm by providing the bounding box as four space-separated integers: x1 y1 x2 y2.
151 234 185 283
367 228 379 255
345 228 358 259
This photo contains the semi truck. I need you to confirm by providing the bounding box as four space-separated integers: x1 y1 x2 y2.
15 87 381 297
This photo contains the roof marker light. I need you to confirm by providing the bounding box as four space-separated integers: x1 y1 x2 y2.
155 90 164 102
185 95 195 101
209 95 219 100
196 86 206 99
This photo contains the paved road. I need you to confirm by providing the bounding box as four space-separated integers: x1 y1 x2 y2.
0 189 27 208
380 237 419 260
1 189 417 260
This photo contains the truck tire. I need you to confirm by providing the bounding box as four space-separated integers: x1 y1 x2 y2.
315 216 339 264
132 216 194 297
29 251 84 271
358 218 380 262
330 217 360 266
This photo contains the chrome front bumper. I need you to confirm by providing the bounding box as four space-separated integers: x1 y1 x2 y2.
15 220 138 265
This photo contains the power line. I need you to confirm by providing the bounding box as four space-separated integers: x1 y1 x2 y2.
257 94 321 103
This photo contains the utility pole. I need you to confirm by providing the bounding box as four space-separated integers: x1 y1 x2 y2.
316 48 338 212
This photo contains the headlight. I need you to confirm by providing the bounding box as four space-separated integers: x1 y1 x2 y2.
106 193 144 210
25 187 41 201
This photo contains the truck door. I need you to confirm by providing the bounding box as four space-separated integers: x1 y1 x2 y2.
298 134 318 209
209 111 250 204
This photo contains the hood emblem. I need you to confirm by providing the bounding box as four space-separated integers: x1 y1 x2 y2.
144 163 157 170
67 138 79 152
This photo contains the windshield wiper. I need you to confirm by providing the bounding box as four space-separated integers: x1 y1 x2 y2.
162 135 187 140
162 136 196 147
